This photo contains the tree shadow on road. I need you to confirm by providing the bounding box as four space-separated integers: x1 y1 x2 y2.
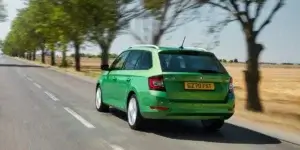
0 64 45 68
109 108 281 145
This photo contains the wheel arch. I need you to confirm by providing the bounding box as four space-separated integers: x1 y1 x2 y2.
126 91 136 108
96 82 100 91
126 87 140 111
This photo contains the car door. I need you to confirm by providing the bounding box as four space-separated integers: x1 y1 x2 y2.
103 51 130 107
114 50 144 110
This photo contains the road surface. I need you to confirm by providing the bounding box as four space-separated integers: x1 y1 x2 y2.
0 56 299 150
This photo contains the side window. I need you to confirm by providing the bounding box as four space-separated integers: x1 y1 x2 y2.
123 50 143 70
135 51 152 70
110 51 130 70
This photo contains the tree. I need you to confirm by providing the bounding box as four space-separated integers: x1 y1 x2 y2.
2 8 35 58
87 0 141 69
0 0 7 22
195 0 285 112
22 0 91 69
29 0 61 66
25 0 56 64
58 0 88 71
130 0 198 45
0 39 3 49
35 0 87 70
2 0 63 65
233 58 238 63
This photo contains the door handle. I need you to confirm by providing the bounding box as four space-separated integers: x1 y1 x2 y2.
112 77 117 81
126 78 131 82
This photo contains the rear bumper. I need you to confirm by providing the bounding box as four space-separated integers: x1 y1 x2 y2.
141 112 234 120
139 91 235 120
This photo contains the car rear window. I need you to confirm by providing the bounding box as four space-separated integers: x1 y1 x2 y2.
158 50 227 74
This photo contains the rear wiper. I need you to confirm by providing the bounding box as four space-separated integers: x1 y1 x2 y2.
197 69 222 73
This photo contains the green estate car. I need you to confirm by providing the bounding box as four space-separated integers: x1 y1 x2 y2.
95 45 235 131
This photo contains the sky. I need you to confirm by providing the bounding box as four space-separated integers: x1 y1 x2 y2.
0 0 299 63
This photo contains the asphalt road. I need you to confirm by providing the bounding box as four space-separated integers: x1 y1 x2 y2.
0 55 299 150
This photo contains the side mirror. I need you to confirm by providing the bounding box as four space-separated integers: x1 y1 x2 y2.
100 64 110 71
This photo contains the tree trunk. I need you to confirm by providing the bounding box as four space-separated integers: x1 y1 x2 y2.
152 32 162 45
99 44 109 68
244 39 264 112
28 52 32 60
50 51 56 66
74 41 81 71
19 52 25 58
32 50 36 61
60 50 68 67
41 48 45 64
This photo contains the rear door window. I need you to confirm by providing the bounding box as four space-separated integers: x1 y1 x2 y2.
123 50 144 70
158 50 227 73
135 51 152 70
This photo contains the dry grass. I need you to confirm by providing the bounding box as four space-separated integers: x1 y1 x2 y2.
225 65 300 133
26 56 300 133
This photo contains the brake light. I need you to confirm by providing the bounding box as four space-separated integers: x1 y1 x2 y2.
229 77 234 93
148 75 165 91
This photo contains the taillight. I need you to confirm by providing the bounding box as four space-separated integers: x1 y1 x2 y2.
229 77 234 93
148 75 165 91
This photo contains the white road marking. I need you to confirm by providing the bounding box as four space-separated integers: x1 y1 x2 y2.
110 145 125 150
26 77 33 81
33 83 41 88
63 107 95 129
44 91 59 101
102 140 125 150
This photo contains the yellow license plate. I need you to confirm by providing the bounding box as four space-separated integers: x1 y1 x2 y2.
184 82 215 90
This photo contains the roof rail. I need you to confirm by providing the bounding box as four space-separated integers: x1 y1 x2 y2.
129 44 159 49
183 47 207 51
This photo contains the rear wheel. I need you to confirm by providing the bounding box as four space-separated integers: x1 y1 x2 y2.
95 86 109 112
127 94 144 130
201 119 224 131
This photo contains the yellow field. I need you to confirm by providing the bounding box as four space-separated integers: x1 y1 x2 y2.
225 65 300 133
33 56 300 133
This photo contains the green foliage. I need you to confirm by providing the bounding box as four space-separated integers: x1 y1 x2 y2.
219 59 227 63
281 62 294 65
2 0 134 69
0 0 6 22
86 0 139 66
143 0 165 17
233 58 238 63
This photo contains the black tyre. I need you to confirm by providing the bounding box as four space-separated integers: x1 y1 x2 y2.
127 94 144 130
201 119 224 131
95 85 109 112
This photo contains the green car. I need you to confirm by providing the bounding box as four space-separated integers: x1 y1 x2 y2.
95 45 235 131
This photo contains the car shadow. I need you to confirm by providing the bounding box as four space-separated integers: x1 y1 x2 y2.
109 108 281 145
0 64 45 68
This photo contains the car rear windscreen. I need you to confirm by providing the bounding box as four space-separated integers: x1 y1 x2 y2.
158 50 227 73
